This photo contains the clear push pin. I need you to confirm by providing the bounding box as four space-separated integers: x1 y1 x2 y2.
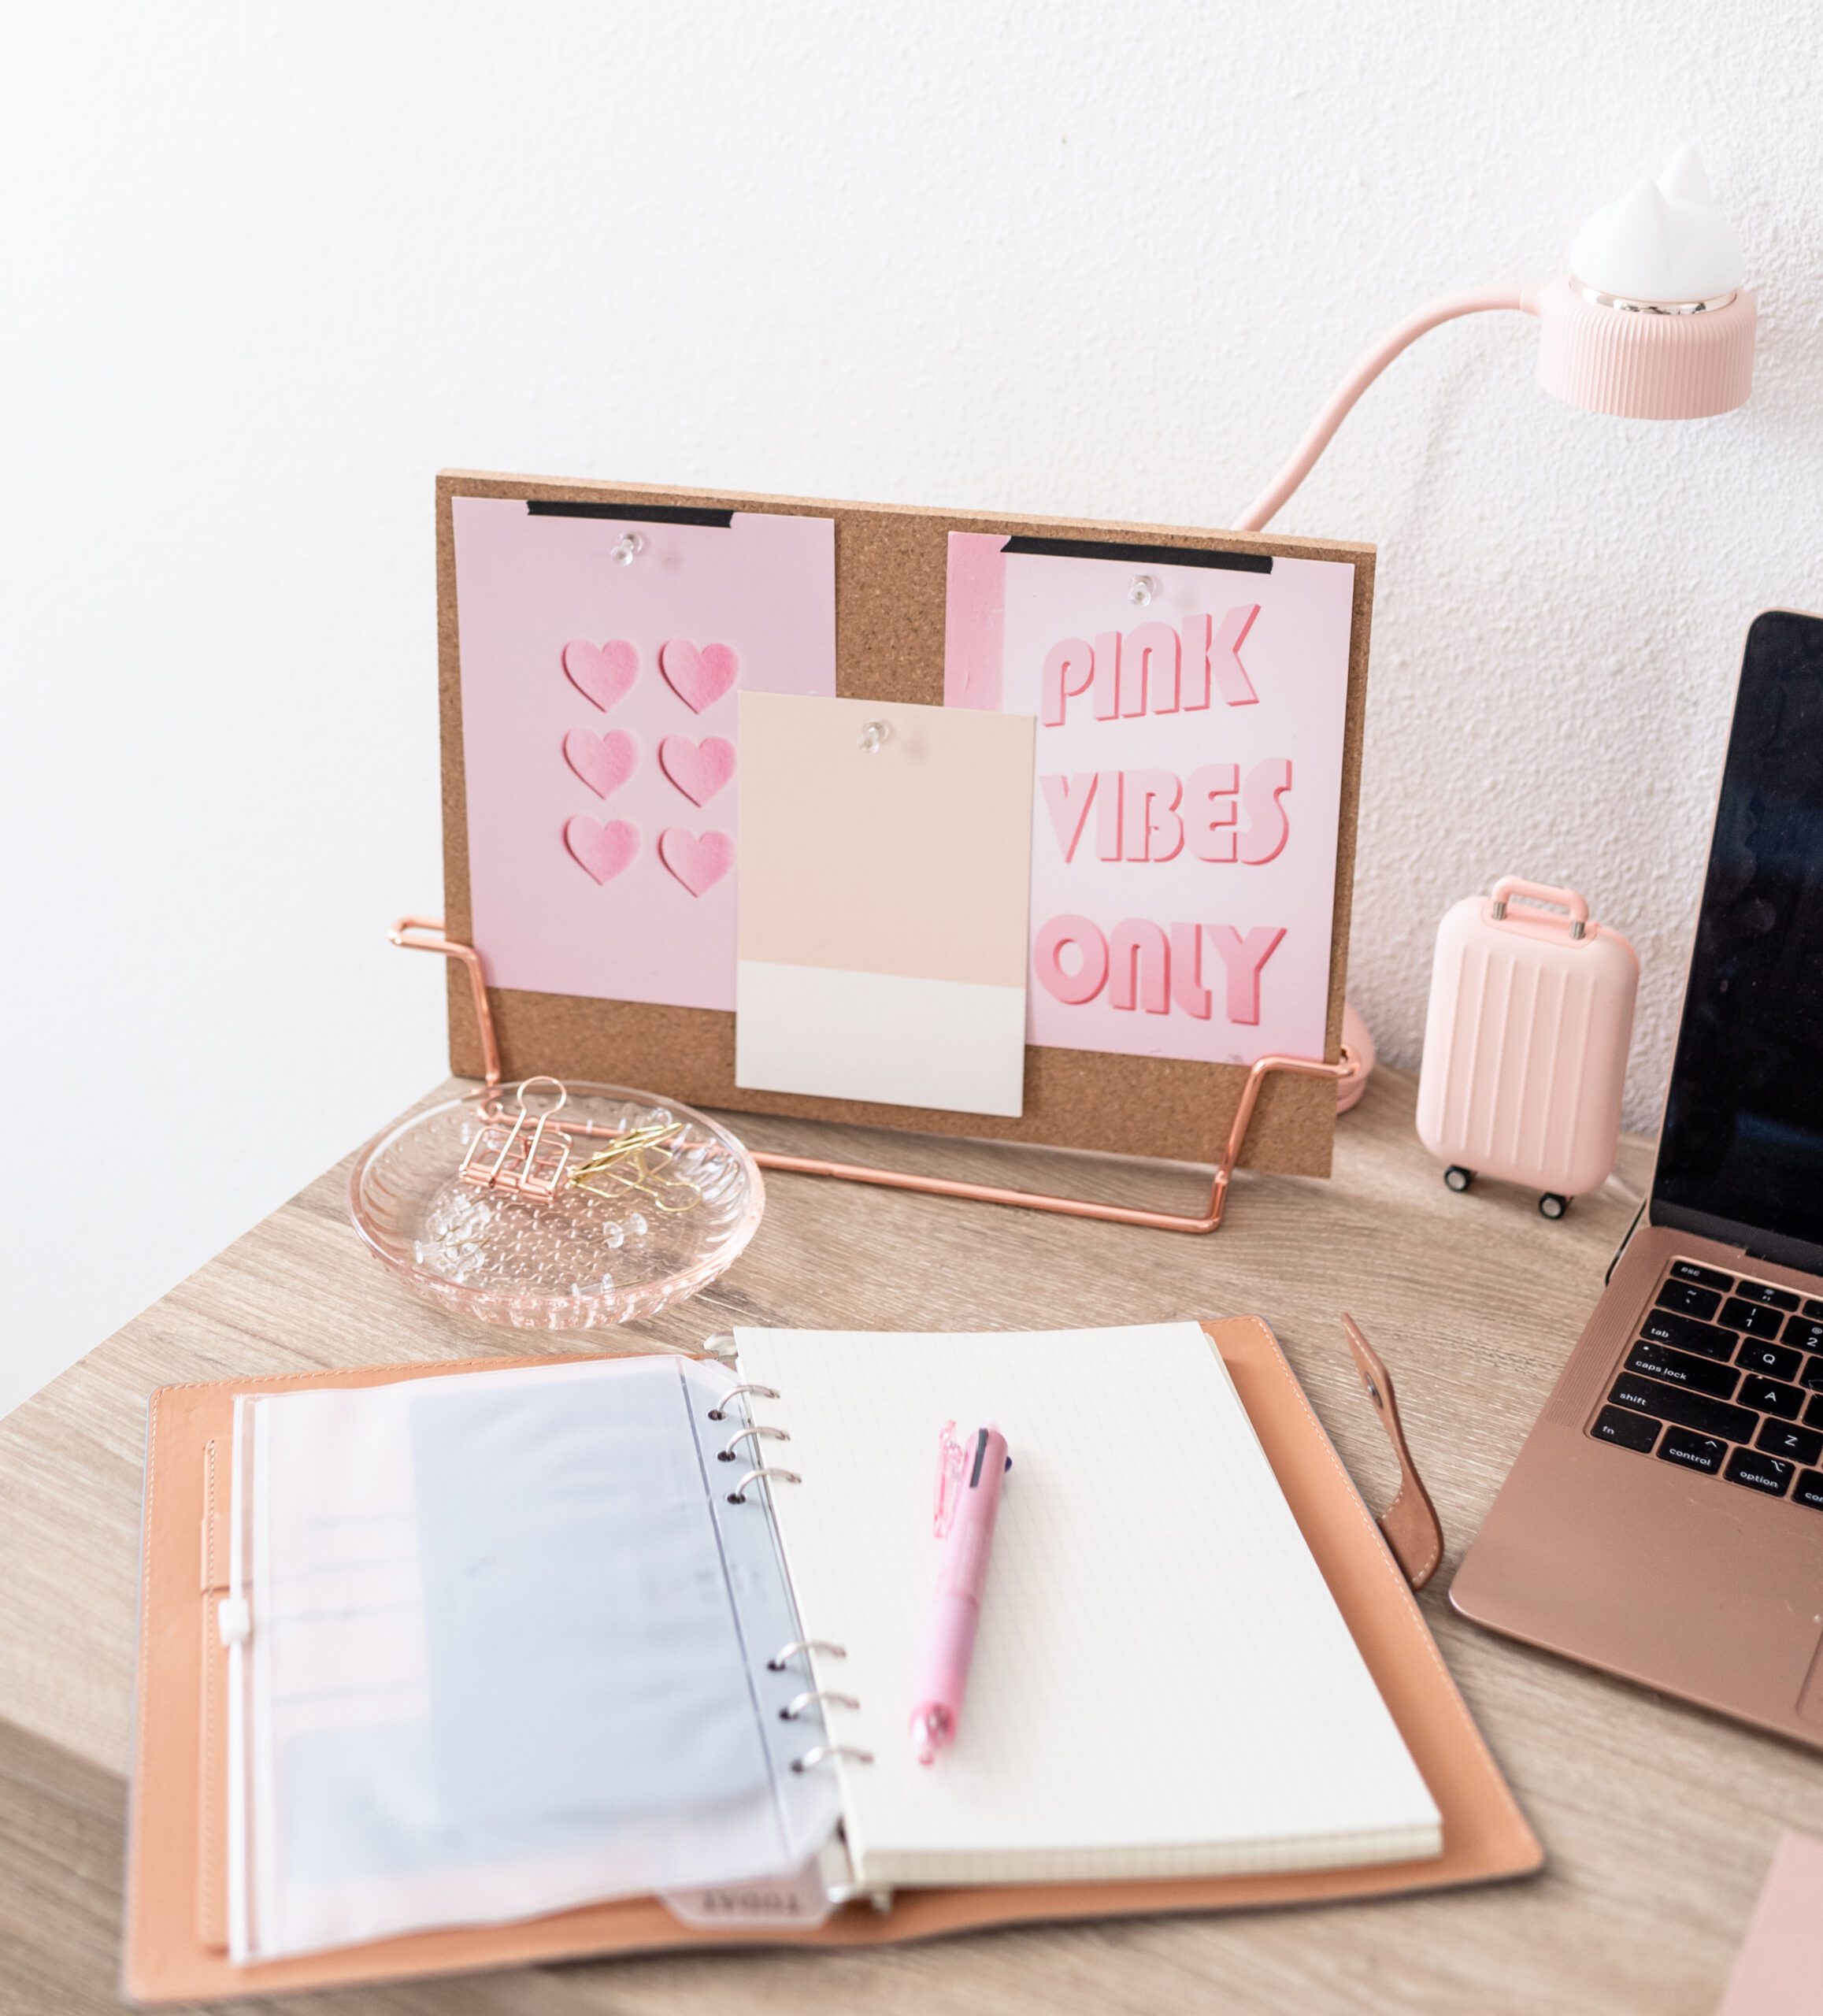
858 719 894 753
1128 574 1157 606
611 532 645 566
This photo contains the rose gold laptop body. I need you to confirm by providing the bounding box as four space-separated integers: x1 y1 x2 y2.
1452 612 1823 1747
1451 1217 1823 1745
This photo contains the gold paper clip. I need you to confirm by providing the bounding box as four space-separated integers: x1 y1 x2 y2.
569 1121 702 1214
460 1077 572 1199
569 1121 684 1174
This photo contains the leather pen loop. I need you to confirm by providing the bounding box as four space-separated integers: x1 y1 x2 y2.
1341 1314 1444 1591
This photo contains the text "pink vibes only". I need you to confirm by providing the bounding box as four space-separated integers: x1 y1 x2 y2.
1035 605 1291 1024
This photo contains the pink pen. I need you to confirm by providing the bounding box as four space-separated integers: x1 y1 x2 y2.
910 1423 1010 1766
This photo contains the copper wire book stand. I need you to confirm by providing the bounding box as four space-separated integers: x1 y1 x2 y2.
393 917 1357 1236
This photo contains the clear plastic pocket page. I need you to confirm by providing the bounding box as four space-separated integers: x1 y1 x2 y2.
228 1356 838 1962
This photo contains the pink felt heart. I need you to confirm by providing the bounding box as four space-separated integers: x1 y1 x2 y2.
563 728 638 799
658 638 739 714
658 826 733 898
561 637 638 712
658 734 736 806
564 816 639 884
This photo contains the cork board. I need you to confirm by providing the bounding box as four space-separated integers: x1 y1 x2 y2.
435 470 1373 1177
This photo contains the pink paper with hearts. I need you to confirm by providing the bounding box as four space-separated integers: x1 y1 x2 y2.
453 499 836 1010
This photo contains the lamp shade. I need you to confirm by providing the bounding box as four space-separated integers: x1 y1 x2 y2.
1532 277 1755 419
1536 146 1754 419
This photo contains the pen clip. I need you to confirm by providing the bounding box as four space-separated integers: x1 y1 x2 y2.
932 1421 966 1538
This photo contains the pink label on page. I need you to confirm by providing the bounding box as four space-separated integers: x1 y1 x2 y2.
453 500 836 1010
943 532 1354 1066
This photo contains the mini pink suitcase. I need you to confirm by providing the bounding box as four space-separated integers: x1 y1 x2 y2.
1415 876 1638 1218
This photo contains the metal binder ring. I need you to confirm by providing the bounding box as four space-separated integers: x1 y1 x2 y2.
727 1465 802 1504
791 1744 874 1772
718 1423 790 1462
766 1638 847 1671
706 1383 780 1421
780 1689 860 1720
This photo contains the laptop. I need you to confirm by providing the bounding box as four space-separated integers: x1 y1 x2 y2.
1452 609 1823 1747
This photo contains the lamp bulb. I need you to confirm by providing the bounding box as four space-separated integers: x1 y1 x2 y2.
1568 145 1746 306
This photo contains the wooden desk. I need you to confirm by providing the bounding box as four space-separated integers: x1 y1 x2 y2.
3 1068 1819 2014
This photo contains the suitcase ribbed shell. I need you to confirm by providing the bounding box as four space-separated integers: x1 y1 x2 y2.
1416 885 1638 1199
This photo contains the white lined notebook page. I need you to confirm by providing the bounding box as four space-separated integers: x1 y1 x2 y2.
733 1322 1441 1890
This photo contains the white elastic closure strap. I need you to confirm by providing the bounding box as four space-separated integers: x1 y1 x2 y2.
217 1595 251 1647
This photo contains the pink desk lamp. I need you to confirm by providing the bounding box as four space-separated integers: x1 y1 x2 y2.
1252 146 1755 1111
1236 145 1754 533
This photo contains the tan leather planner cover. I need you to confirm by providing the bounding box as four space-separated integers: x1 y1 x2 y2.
123 1320 1541 2003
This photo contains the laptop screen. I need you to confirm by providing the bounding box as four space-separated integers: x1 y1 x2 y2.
1654 610 1823 1262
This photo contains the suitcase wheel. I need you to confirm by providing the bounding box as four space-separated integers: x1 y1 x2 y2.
1538 1191 1569 1220
1443 1166 1474 1193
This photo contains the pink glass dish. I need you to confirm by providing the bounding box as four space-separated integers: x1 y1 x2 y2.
349 1083 764 1331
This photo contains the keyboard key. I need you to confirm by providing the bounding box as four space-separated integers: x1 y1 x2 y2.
1806 1392 1823 1429
1607 1373 1757 1444
1668 1260 1735 1292
1721 1297 1787 1336
1640 1310 1737 1361
1736 1339 1803 1381
1803 1356 1823 1394
1740 1376 1803 1418
1756 1418 1823 1466
1591 1405 1658 1454
1795 1469 1823 1511
1656 1428 1725 1474
1786 1318 1823 1354
1626 1340 1740 1399
1732 1280 1801 1311
1806 1298 1823 1321
1725 1448 1793 1496
1658 1280 1723 1320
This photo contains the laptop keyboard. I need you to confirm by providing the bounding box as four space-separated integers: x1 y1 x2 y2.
1589 1258 1823 1510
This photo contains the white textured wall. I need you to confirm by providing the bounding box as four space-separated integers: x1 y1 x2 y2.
6 2 1823 1411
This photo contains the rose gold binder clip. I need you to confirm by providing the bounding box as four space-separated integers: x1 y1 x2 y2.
459 1075 572 1199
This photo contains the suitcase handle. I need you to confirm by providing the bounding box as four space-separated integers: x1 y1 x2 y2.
1488 876 1590 941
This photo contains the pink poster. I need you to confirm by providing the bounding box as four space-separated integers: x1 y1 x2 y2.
944 533 1355 1066
451 499 836 1010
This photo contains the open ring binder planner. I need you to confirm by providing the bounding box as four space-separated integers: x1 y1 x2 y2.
391 917 1355 1233
124 1318 1538 2005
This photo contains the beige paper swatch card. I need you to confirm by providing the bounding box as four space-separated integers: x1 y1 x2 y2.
735 693 1035 1116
